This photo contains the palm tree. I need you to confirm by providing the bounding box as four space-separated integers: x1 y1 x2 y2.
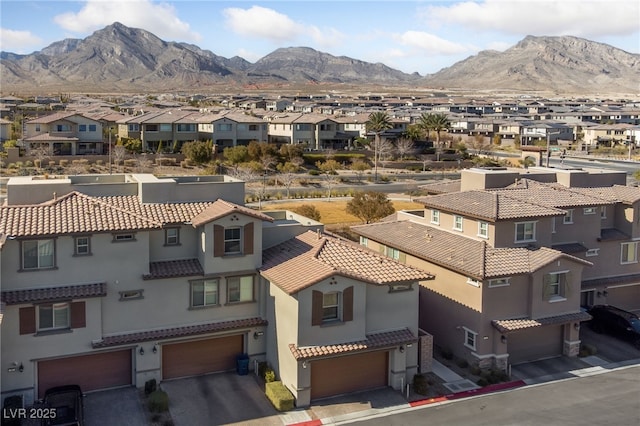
366 111 393 182
418 112 451 159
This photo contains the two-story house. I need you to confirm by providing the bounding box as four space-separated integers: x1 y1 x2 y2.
21 112 103 155
117 110 200 152
197 111 268 150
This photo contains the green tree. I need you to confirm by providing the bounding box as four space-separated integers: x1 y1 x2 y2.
366 112 393 182
181 141 212 164
122 138 142 154
346 191 395 224
223 146 249 173
418 113 451 153
293 204 321 222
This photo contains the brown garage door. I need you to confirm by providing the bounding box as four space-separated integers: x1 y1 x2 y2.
310 350 388 400
606 284 640 311
162 335 243 380
38 350 132 398
508 325 563 365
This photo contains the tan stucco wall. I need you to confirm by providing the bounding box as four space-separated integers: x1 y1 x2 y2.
148 226 199 262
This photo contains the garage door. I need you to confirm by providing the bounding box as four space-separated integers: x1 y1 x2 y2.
508 325 563 365
310 351 388 400
38 350 132 398
606 284 640 312
162 335 243 380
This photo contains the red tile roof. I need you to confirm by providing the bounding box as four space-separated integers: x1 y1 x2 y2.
92 317 267 348
261 231 433 295
1 282 106 305
99 196 214 225
491 311 592 334
289 328 417 360
143 259 204 280
191 199 274 227
492 181 611 208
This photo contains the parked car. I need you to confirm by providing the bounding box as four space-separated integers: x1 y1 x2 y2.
41 385 84 426
588 305 640 349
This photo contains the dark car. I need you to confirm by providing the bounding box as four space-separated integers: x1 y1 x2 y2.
42 385 84 426
588 304 640 349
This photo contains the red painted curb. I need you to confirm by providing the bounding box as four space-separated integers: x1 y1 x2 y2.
409 379 526 407
289 419 323 426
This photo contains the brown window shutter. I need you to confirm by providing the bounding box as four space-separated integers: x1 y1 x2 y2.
343 286 354 322
70 301 86 329
244 222 254 255
19 307 36 335
312 290 323 326
213 225 224 257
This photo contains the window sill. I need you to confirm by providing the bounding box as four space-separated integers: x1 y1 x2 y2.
320 320 344 328
224 300 256 306
35 328 73 337
163 243 182 247
548 296 567 303
18 266 58 273
73 253 93 257
188 304 220 310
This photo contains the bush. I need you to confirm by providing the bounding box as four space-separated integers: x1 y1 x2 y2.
59 160 69 167
265 381 294 412
95 160 104 166
258 361 269 379
292 204 321 222
413 374 429 395
181 141 212 165
264 369 276 383
579 343 598 357
24 160 34 167
34 159 42 168
308 169 320 176
144 379 157 395
48 160 56 167
124 159 137 168
148 390 169 413
157 157 177 166
477 378 489 387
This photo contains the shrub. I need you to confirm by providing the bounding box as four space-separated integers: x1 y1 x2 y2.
124 159 137 168
148 390 169 413
59 160 69 167
181 141 212 165
579 343 597 357
15 161 24 168
413 374 429 395
308 169 320 176
477 378 489 387
95 160 104 166
265 381 294 412
48 161 56 167
258 361 269 379
34 159 42 168
144 379 157 395
157 157 177 166
292 204 321 222
24 160 34 167
264 369 276 383
469 365 482 376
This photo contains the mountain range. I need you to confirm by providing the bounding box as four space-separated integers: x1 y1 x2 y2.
1 22 638 95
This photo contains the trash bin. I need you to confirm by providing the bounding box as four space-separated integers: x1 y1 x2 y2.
236 353 249 376
2 395 24 426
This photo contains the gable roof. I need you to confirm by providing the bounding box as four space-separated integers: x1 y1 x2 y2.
352 220 590 280
492 180 611 208
261 230 433 295
190 199 274 227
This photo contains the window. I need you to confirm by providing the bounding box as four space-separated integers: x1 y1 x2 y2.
216 123 233 132
600 206 607 219
295 123 311 131
38 303 70 331
544 272 568 301
191 279 219 307
119 290 144 301
224 227 241 254
322 292 340 321
386 247 400 260
165 228 180 246
463 327 477 350
359 236 368 247
79 124 87 132
88 124 97 132
466 277 481 287
586 248 600 257
227 275 254 303
563 209 574 224
389 283 413 293
176 124 195 132
74 236 91 256
146 124 158 132
55 124 71 132
583 207 597 215
478 221 489 238
489 278 511 288
248 124 259 131
431 210 440 225
128 124 139 132
621 242 638 264
453 215 463 231
515 221 536 243
113 233 135 242
160 124 171 132
22 239 55 270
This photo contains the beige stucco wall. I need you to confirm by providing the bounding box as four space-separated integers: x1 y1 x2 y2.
148 226 199 262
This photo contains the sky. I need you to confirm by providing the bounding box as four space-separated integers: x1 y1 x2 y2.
1 0 639 75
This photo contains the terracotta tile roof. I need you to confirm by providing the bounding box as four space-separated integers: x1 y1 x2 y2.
491 181 611 209
261 231 433 295
0 192 162 239
353 221 590 279
191 199 274 227
491 311 592 334
584 185 640 204
415 190 564 221
92 317 267 348
419 179 462 195
99 195 214 224
143 259 204 280
582 272 640 288
289 328 417 360
1 282 106 305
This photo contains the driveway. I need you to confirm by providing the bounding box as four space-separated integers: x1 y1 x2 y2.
580 323 640 362
161 372 283 426
84 387 147 426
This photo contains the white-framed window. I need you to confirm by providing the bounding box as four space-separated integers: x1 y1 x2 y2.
359 236 368 247
389 283 413 293
600 206 607 219
466 277 481 287
224 227 241 254
227 275 254 303
386 247 400 260
463 327 477 350
431 209 440 225
113 233 135 242
165 228 180 246
22 239 55 270
38 303 70 331
74 236 91 256
322 292 340 321
453 215 463 231
488 278 511 288
191 279 219 307
586 248 600 257
621 242 638 264
478 221 489 238
563 209 574 224
583 207 597 215
515 221 536 243
544 271 569 301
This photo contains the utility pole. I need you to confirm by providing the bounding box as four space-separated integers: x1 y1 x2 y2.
108 126 112 174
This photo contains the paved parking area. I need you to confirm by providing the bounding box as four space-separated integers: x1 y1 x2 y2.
580 323 640 362
84 387 147 426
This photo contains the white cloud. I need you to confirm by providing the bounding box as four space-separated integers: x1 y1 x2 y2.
395 31 473 55
235 48 262 63
53 0 200 42
0 28 43 53
223 6 303 42
308 27 346 49
423 0 639 38
486 41 512 52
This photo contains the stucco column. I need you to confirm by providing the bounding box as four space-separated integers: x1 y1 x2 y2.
563 322 581 357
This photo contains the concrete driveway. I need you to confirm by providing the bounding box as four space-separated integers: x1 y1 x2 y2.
580 323 640 362
84 387 147 426
161 372 283 426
